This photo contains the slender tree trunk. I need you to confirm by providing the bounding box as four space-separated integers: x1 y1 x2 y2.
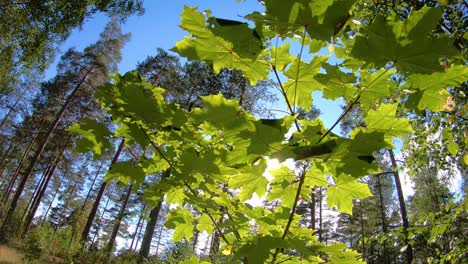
376 174 388 262
0 96 21 130
3 66 93 229
20 162 52 224
1 126 41 205
23 158 59 236
106 183 133 255
138 200 163 263
359 200 366 260
81 161 104 211
138 169 170 263
376 174 387 233
0 142 13 179
318 188 323 242
134 212 146 251
388 149 413 264
154 221 164 256
192 230 200 252
309 187 316 230
209 214 223 260
130 202 147 251
41 177 63 225
91 195 112 245
81 138 125 243
54 182 77 233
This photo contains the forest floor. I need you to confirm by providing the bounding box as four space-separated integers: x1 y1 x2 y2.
0 245 23 264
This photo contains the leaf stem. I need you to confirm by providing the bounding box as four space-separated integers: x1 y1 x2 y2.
183 181 231 245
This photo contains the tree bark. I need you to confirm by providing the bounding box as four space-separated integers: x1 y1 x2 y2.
130 202 147 251
91 195 112 245
81 161 104 211
23 157 59 236
20 162 52 225
138 169 170 263
137 200 163 263
0 96 21 130
309 187 316 230
318 187 323 242
2 67 93 229
388 148 413 264
41 177 63 225
106 183 132 255
0 142 13 179
1 126 41 205
81 138 125 243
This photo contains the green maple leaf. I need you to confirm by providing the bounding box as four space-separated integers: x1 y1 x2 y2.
234 236 288 263
324 243 365 263
192 93 254 134
356 103 413 144
304 163 329 188
350 7 459 73
245 0 356 41
324 134 381 177
99 72 187 129
196 214 214 235
68 118 112 159
268 166 297 208
284 56 328 109
229 158 268 202
115 122 150 150
326 175 371 214
314 63 357 101
404 64 468 112
270 43 295 71
165 187 186 205
359 69 397 109
105 161 145 185
165 208 195 242
172 6 268 84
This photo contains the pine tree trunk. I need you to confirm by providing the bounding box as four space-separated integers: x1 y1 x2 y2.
92 195 112 245
359 200 366 260
138 169 170 263
20 162 52 225
81 161 104 211
41 177 63 225
81 138 125 243
137 200 163 263
388 149 413 264
376 174 387 233
318 188 323 242
154 222 164 256
106 183 132 255
309 187 316 230
0 142 14 179
3 67 93 229
23 157 59 236
1 126 41 205
54 182 77 233
130 202 147 251
0 96 21 130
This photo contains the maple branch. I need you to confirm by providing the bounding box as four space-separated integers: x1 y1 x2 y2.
291 28 307 114
271 162 308 263
138 124 177 172
272 66 301 132
183 181 231 245
317 68 389 143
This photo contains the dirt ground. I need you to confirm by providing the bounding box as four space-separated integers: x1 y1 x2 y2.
0 245 23 264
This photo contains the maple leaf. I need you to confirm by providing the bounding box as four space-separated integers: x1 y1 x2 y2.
350 7 459 74
172 6 268 84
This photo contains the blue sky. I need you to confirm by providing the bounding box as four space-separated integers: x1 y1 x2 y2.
45 0 345 132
